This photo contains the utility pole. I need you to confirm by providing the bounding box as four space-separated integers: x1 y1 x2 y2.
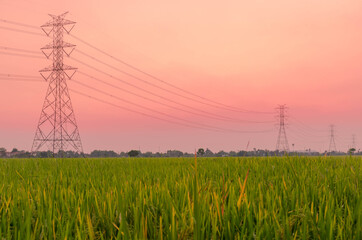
32 12 83 155
276 104 289 152
328 125 337 153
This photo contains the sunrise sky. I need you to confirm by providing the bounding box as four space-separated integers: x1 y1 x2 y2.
1 0 362 153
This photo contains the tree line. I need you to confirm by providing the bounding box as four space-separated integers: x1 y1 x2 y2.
0 147 354 158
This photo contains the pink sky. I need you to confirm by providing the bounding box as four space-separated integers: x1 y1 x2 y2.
0 0 362 153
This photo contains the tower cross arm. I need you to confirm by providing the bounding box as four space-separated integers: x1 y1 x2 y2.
41 42 76 50
40 64 77 73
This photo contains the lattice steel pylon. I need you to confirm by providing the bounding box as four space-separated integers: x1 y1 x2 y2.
276 105 289 152
328 125 337 153
351 134 356 149
32 12 83 154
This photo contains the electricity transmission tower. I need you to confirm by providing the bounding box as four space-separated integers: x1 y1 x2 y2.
276 105 289 152
350 134 356 149
328 125 337 153
32 12 83 154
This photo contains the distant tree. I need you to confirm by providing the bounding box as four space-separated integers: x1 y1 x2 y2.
37 151 53 158
229 151 237 157
142 151 154 157
128 150 140 157
348 148 356 155
204 148 214 157
166 150 183 157
215 150 227 157
183 152 194 157
90 150 118 158
154 152 164 157
119 152 128 157
0 148 6 157
237 151 247 156
197 148 205 156
11 148 18 153
66 151 81 158
15 151 31 158
57 150 66 158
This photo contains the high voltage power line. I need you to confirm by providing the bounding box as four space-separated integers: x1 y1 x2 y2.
1 16 352 151
0 69 273 133
71 58 273 123
0 17 273 114
287 123 328 138
288 129 327 142
71 38 272 114
69 88 224 132
0 26 43 37
0 46 275 131
0 18 39 30
287 129 327 145
0 73 40 78
289 117 328 133
0 46 42 54
70 89 273 133
0 47 326 140
0 78 43 82
0 73 44 82
0 42 274 124
70 35 273 114
76 71 271 123
0 18 275 120
71 79 272 133
75 48 259 114
0 51 43 59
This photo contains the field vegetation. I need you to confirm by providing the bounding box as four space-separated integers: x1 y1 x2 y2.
0 156 360 239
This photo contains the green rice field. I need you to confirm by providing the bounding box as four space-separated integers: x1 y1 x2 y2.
0 156 360 239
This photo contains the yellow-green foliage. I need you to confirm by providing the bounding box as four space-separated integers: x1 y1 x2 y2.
0 156 360 239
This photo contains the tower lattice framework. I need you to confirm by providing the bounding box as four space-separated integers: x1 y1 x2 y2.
328 125 337 153
32 12 83 154
276 104 289 152
351 134 356 149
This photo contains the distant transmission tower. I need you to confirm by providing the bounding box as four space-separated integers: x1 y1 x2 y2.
328 125 337 153
276 104 289 152
351 134 356 149
32 12 83 154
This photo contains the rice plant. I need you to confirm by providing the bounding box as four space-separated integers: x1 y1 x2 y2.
0 156 360 239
